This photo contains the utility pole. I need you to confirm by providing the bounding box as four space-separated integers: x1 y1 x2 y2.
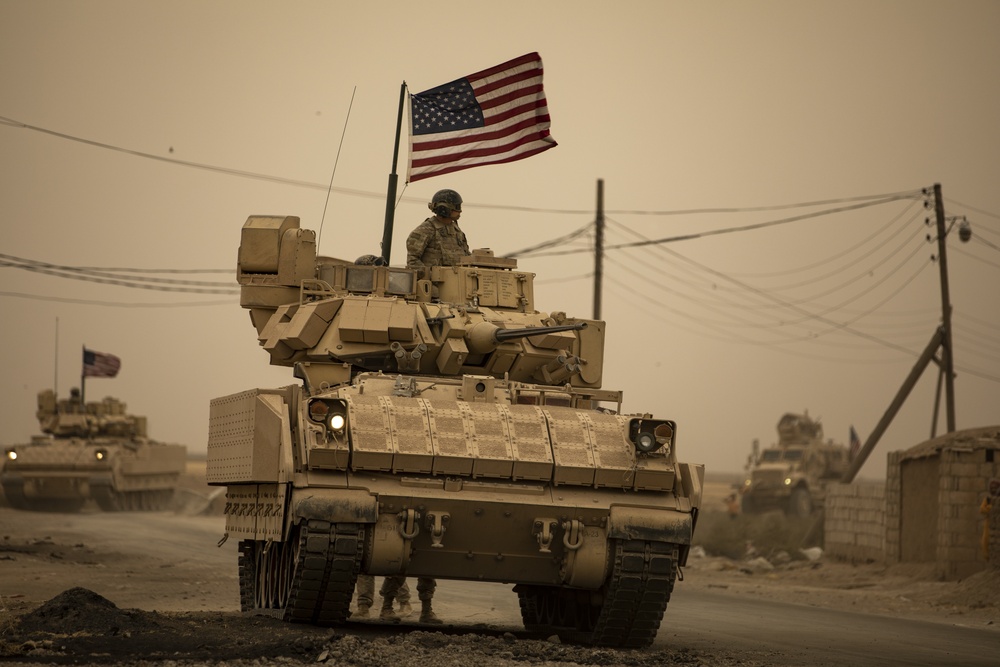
594 179 604 321
932 183 957 433
842 182 967 482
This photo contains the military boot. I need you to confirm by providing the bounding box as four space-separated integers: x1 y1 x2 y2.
419 599 443 624
352 603 370 619
379 597 400 622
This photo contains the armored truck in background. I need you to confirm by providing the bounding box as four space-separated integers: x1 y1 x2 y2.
2 390 186 512
740 411 850 517
206 215 704 647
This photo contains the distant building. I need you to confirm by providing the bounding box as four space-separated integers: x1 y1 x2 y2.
825 426 1000 580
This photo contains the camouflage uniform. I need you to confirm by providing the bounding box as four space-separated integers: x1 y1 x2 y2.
380 575 432 604
406 217 470 274
381 575 440 623
354 574 411 617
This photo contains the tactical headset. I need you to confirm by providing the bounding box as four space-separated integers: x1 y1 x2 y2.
430 189 463 218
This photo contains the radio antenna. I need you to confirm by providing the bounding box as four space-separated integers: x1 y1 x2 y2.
317 86 357 250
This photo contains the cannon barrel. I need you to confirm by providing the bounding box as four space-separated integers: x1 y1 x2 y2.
493 321 587 342
465 321 587 355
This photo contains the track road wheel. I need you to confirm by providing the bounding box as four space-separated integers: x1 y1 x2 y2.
516 540 679 648
93 488 123 511
238 520 363 625
587 539 678 648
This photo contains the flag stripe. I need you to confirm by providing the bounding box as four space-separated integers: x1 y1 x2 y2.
412 102 551 149
464 52 542 81
478 89 547 118
407 52 556 182
83 348 121 378
413 128 554 167
413 110 552 152
475 72 542 101
409 144 557 181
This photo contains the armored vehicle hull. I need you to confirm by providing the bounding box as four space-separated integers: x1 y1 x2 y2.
2 392 186 512
208 216 703 646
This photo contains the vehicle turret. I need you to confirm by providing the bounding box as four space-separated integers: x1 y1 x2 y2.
236 215 604 388
35 389 147 440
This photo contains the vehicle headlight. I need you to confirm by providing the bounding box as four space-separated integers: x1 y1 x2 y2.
5 449 16 461
784 477 792 486
628 418 674 454
307 398 348 435
95 448 108 461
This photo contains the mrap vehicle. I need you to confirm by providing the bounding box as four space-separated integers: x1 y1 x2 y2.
741 411 850 517
206 215 704 647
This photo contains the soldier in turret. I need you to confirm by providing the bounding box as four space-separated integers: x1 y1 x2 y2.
406 189 469 277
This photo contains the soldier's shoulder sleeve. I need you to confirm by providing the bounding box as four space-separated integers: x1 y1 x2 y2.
406 219 433 266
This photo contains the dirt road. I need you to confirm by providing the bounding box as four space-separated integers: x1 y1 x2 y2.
2 498 998 666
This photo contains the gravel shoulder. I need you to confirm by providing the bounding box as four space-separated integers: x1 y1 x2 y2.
1 469 997 666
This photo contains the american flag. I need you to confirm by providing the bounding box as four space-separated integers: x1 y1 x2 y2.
849 425 861 460
83 348 121 378
407 52 557 182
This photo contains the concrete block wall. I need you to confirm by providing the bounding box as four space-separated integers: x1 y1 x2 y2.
885 451 902 563
938 449 999 580
824 481 886 562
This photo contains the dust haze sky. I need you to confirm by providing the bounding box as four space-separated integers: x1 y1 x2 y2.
2 1 998 479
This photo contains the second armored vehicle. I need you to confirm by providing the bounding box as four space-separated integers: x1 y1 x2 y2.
207 216 704 647
2 389 187 512
740 411 850 517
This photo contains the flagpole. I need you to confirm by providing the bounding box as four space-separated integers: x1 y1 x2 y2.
54 317 59 398
80 345 86 405
380 81 407 265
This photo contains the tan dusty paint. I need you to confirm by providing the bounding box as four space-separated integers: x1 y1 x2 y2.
2 390 186 509
206 215 704 643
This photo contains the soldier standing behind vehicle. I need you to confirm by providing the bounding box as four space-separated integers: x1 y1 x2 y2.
724 493 740 519
406 189 469 277
353 575 411 619
380 575 442 624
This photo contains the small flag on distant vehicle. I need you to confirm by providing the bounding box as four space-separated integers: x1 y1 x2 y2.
83 348 121 378
407 52 557 182
849 425 861 460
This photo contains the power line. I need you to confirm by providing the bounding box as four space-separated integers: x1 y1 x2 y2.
605 193 925 251
945 197 1000 221
723 200 921 280
520 192 925 258
504 221 594 258
1 253 235 288
607 216 933 325
0 257 238 295
1 115 945 220
0 290 235 308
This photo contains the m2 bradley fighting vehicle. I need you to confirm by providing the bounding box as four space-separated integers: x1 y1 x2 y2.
206 215 704 647
740 411 850 518
2 389 187 512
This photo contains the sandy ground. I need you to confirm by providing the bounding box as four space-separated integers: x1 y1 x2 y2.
0 463 997 666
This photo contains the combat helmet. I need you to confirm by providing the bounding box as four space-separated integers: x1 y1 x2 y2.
429 189 463 217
